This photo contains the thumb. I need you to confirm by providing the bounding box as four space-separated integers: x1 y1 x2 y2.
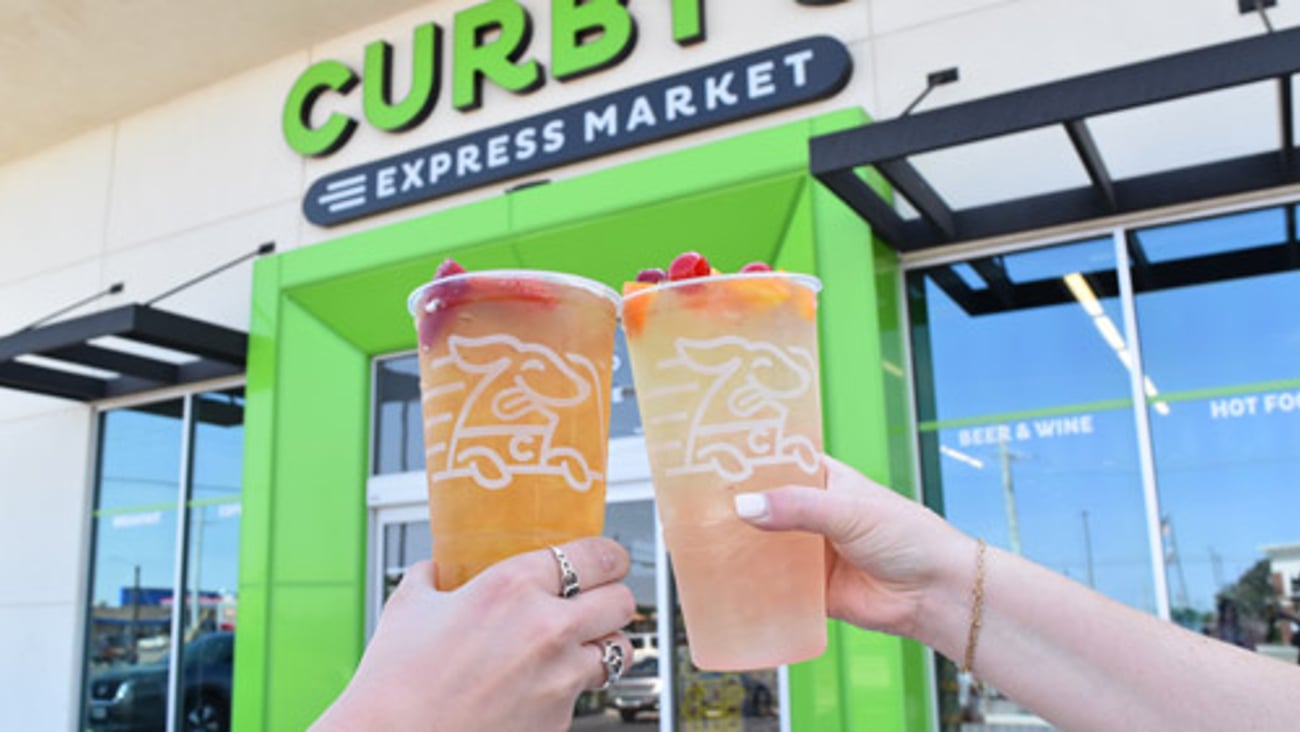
734 487 863 544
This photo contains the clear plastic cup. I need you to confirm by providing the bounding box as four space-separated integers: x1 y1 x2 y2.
623 272 827 670
408 270 619 590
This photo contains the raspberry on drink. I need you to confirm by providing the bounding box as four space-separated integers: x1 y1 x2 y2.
435 258 467 279
740 262 773 273
636 268 668 283
668 251 711 281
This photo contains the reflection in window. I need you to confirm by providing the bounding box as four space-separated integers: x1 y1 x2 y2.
575 500 661 728
82 391 243 732
380 520 432 604
667 565 780 732
179 389 244 731
85 401 184 732
909 239 1151 731
1132 206 1300 660
373 357 423 475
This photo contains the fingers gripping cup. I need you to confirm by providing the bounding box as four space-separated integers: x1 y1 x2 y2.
409 262 620 590
623 255 827 670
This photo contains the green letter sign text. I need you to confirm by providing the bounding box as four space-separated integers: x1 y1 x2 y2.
283 60 359 157
363 23 443 132
551 0 637 81
453 0 545 111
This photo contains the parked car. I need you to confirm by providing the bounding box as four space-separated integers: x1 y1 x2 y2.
87 631 233 732
607 655 662 722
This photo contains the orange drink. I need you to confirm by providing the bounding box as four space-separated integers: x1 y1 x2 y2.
408 266 619 590
623 265 826 670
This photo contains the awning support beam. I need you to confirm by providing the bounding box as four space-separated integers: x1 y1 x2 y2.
811 26 1300 253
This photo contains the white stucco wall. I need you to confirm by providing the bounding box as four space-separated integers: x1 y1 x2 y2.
0 0 1295 727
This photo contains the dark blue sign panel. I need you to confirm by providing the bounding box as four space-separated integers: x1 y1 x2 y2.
304 36 852 226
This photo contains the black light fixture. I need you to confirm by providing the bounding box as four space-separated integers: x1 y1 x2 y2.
900 67 960 117
1240 0 1277 32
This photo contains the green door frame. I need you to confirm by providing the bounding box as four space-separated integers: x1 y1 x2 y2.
233 108 930 731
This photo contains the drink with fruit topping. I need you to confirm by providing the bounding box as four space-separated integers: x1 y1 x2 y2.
623 253 826 670
408 261 619 590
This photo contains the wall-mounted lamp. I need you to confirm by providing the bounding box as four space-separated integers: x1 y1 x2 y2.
901 67 960 117
1239 0 1277 32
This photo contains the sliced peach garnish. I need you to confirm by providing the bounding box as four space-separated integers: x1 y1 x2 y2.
621 283 656 337
793 285 817 320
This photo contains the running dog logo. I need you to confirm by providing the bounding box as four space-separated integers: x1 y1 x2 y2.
422 334 605 491
650 335 820 482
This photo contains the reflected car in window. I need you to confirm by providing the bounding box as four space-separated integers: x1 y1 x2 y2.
607 655 662 722
87 631 233 732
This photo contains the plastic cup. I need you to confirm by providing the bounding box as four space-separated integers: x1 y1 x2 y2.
408 270 619 590
623 272 826 670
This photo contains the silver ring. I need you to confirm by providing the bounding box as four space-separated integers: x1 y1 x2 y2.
599 640 625 690
548 545 580 598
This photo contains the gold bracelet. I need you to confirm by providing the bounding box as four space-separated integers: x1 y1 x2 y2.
961 538 987 676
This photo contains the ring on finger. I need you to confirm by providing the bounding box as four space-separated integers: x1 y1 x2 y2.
599 640 625 690
548 545 581 599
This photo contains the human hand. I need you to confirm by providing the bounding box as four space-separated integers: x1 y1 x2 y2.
733 455 973 640
310 538 636 732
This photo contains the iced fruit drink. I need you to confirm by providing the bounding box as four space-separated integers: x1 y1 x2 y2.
409 261 619 590
623 254 826 670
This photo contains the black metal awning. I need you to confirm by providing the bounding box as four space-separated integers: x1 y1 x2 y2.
0 304 247 401
810 26 1300 253
0 244 272 402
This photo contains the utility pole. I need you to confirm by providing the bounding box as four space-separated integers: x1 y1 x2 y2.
130 564 141 661
1163 515 1190 609
999 436 1022 555
1082 510 1095 589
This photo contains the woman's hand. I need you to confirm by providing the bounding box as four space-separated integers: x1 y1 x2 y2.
735 455 973 640
311 537 636 732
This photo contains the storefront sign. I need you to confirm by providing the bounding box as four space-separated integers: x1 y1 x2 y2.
1210 390 1300 419
285 0 712 158
956 414 1096 447
303 36 851 226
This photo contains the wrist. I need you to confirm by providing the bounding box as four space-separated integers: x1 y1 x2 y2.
912 529 982 663
310 681 395 732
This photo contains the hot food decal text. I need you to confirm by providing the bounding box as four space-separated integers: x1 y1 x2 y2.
286 0 852 225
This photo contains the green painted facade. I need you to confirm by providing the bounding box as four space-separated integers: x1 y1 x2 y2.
234 108 930 731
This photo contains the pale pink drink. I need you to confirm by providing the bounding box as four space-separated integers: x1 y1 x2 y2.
623 272 826 670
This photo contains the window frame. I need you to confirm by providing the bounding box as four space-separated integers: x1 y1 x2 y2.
79 375 245 732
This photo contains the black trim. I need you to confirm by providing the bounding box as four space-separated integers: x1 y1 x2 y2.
810 27 1300 252
0 304 246 402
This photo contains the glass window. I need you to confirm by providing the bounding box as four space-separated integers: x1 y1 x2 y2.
379 518 432 604
373 356 423 475
84 400 184 732
1131 206 1300 659
610 327 642 440
82 390 244 732
908 239 1153 730
177 389 244 731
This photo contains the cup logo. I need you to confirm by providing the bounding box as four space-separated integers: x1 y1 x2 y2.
422 334 604 491
647 335 820 482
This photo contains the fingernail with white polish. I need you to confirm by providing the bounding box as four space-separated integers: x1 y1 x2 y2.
733 493 770 522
